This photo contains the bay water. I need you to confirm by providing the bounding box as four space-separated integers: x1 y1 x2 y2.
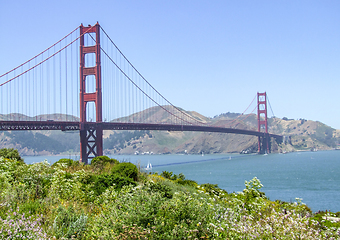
24 150 340 212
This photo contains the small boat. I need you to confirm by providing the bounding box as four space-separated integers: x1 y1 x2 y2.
145 162 152 170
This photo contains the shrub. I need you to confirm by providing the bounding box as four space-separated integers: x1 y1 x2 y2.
92 173 136 195
52 205 87 239
80 172 137 201
0 148 23 162
52 158 79 168
14 160 53 200
200 183 227 197
48 168 87 201
91 155 119 166
112 162 138 181
88 185 163 239
161 170 174 179
147 181 173 199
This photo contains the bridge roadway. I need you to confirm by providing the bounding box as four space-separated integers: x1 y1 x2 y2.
0 121 283 140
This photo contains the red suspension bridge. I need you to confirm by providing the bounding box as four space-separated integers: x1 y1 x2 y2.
0 23 282 164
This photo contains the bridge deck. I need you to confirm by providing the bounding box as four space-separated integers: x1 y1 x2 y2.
0 121 282 139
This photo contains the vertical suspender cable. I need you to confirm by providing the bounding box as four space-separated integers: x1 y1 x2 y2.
16 70 18 120
9 72 11 119
13 73 14 119
129 65 131 122
65 38 68 121
41 52 44 120
53 45 56 118
47 49 49 119
76 36 79 120
28 67 30 119
33 59 35 120
124 56 126 121
71 32 73 120
60 41 62 120
126 60 129 122
131 67 133 122
39 53 41 120
0 77 2 117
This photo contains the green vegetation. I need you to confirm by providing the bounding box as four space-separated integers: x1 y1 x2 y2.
312 123 337 148
3 131 79 154
0 150 339 239
104 130 151 150
0 147 23 162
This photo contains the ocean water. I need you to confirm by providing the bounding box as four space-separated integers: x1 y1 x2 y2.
24 150 340 212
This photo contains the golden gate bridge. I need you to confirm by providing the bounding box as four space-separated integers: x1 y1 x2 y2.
0 22 282 164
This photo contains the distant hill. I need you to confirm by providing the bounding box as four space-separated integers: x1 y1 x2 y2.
0 108 339 156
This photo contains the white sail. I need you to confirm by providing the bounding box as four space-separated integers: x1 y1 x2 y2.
145 162 152 170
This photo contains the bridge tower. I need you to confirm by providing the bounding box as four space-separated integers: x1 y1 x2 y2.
257 92 270 154
79 23 103 164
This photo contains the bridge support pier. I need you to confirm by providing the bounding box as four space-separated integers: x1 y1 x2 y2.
79 23 103 164
257 92 270 154
258 134 271 154
80 125 103 165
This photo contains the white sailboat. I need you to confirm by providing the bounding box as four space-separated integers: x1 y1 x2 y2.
145 162 152 170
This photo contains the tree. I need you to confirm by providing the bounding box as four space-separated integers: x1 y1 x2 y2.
0 148 23 162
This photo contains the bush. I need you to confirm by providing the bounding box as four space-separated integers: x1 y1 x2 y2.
91 173 136 195
0 148 23 162
112 162 138 181
48 168 86 201
80 173 136 201
160 171 197 187
201 183 227 196
91 155 119 166
147 181 173 199
52 158 79 168
52 205 87 239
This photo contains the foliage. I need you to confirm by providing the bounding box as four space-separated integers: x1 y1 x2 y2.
0 149 339 239
87 173 136 197
91 155 119 166
0 208 48 239
200 183 228 197
161 170 197 187
0 148 23 162
112 162 138 181
52 205 87 239
311 211 340 229
8 132 65 153
4 131 79 154
147 181 173 199
52 158 79 168
103 130 151 150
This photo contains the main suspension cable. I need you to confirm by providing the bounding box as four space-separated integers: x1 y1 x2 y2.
0 26 95 87
99 26 205 126
266 94 275 117
0 26 79 79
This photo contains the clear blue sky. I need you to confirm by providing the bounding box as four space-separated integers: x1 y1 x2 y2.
1 0 339 129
